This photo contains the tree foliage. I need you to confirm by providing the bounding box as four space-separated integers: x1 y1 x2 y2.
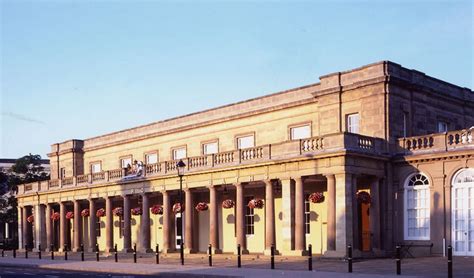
0 154 50 223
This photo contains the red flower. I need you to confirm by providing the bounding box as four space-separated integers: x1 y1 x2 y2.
131 207 142 216
195 202 208 212
113 207 123 217
357 191 371 204
27 215 34 223
222 199 235 209
151 205 163 215
81 209 90 217
247 199 264 209
308 192 325 203
96 208 106 218
172 203 184 213
66 211 74 219
51 212 60 221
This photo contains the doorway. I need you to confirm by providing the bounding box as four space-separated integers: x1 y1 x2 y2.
452 168 474 256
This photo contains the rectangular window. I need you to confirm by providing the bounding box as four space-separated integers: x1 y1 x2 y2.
119 216 124 238
91 162 101 173
237 135 255 149
60 167 66 179
120 156 132 168
405 187 430 240
96 218 101 237
290 125 311 140
145 153 158 164
438 121 448 133
203 142 218 155
173 147 186 160
245 196 255 235
304 194 311 234
347 113 360 133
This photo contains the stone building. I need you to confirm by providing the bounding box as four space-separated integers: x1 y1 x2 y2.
16 61 474 257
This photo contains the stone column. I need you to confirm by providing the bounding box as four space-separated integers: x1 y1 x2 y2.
18 206 23 250
235 183 247 253
73 200 82 251
295 177 305 253
351 175 360 251
140 194 152 252
59 202 67 252
162 191 171 253
184 189 193 253
370 177 381 251
46 204 53 251
105 197 113 252
89 199 97 252
123 195 132 252
209 185 219 253
326 174 336 251
264 180 275 255
281 179 294 254
22 206 32 250
34 204 46 251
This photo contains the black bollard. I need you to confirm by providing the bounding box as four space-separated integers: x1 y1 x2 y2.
13 248 16 258
51 244 54 260
270 244 275 269
237 244 241 268
308 244 313 271
64 244 68 261
1 248 4 257
448 245 453 278
155 244 159 264
396 245 401 275
25 245 28 259
347 245 352 273
208 244 212 267
133 244 137 263
81 244 84 261
114 244 118 263
38 244 42 260
95 243 99 262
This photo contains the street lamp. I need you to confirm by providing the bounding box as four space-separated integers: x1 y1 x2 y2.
176 159 186 265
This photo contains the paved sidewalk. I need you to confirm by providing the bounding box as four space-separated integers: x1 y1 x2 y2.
0 257 415 277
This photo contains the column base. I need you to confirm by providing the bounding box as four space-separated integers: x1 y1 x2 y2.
234 249 249 255
280 250 305 256
212 248 222 254
184 248 195 254
162 248 176 254
263 249 280 256
123 248 134 253
142 248 154 253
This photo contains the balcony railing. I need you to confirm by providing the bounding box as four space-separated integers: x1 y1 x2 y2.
398 128 474 155
18 132 387 194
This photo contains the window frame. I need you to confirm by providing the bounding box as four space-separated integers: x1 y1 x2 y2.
404 173 431 241
201 140 219 155
90 161 102 174
346 113 360 134
437 121 448 133
289 122 312 141
235 133 256 150
119 155 133 169
60 167 66 179
171 146 187 160
245 196 255 236
144 151 159 165
304 193 311 234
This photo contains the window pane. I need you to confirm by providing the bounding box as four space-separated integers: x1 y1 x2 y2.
121 158 132 168
347 113 360 133
145 153 158 164
291 125 311 140
203 142 218 155
173 148 186 160
438 121 448 132
91 163 101 173
238 136 254 149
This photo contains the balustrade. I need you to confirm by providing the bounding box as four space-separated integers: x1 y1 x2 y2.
447 129 473 146
301 137 323 152
77 174 88 184
405 136 434 150
145 163 160 175
240 147 264 161
108 169 123 180
358 136 374 150
188 156 207 169
214 151 235 165
91 172 105 182
49 180 59 188
61 177 74 186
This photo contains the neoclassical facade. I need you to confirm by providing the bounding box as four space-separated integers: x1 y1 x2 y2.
16 61 474 257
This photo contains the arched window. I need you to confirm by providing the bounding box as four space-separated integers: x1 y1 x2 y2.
404 173 430 240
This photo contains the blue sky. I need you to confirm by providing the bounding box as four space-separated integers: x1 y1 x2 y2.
1 0 472 159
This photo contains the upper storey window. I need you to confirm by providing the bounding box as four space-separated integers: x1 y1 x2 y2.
290 125 311 140
347 113 360 134
60 167 66 179
145 152 158 164
91 162 101 173
438 121 448 133
237 135 255 149
203 141 218 155
173 147 186 160
120 156 132 168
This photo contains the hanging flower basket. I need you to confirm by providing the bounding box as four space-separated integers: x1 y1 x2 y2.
195 202 208 212
66 211 74 219
247 198 264 209
51 212 60 221
308 192 325 203
27 215 34 223
172 203 184 213
113 207 123 217
81 209 90 217
222 199 235 209
151 204 163 215
131 207 142 216
357 191 371 204
96 208 106 218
